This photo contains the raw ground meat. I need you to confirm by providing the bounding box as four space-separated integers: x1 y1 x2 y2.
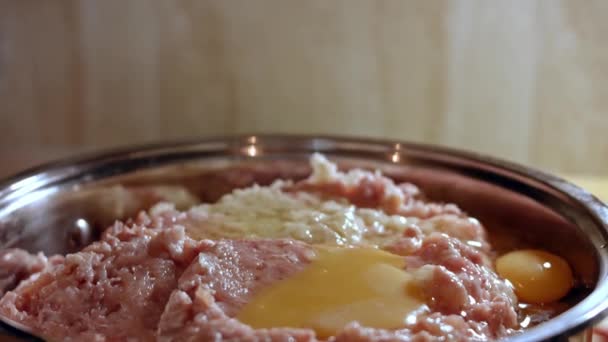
0 213 203 341
157 239 317 342
0 249 63 297
0 234 518 341
0 155 522 341
156 235 519 342
288 154 461 220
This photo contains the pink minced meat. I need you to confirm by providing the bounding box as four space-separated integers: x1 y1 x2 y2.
157 235 518 341
157 239 317 341
0 249 63 297
287 161 461 220
0 231 518 341
0 212 203 341
0 161 520 341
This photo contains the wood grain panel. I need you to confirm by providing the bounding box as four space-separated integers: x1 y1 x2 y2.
79 0 161 147
368 1 447 143
0 1 79 147
533 0 608 174
0 1 606 174
221 0 386 136
157 0 237 139
441 0 538 162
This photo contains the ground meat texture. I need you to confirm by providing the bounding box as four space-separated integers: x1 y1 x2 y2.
384 215 490 260
0 155 524 341
288 154 461 219
157 236 518 342
0 249 63 296
0 220 203 341
0 231 518 341
157 239 317 341
331 235 519 342
406 233 520 338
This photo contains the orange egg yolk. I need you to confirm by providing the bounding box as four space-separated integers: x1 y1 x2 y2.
236 247 424 338
496 249 573 304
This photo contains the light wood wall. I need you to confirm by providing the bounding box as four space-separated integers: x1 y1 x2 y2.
1 0 607 175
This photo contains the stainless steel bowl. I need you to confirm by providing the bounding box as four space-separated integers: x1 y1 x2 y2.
0 135 606 341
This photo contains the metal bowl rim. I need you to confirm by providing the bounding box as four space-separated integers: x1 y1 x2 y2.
0 133 606 342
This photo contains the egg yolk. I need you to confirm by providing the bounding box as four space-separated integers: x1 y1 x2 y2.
236 247 424 338
496 249 573 304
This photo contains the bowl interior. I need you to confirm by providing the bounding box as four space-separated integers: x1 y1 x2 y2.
0 135 606 341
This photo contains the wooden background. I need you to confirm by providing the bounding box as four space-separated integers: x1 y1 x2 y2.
0 0 607 177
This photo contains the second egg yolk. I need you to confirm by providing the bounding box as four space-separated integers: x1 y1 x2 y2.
496 249 573 304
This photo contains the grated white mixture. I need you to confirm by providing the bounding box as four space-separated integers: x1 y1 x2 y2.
152 154 483 249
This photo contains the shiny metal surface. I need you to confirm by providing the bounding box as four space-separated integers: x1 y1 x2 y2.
0 135 606 341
